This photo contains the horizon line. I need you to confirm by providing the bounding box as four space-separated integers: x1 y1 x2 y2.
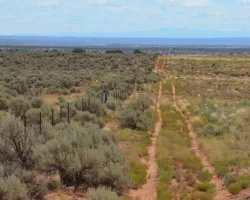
1 35 250 39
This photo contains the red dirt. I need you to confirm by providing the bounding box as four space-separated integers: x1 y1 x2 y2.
129 57 163 200
45 187 86 200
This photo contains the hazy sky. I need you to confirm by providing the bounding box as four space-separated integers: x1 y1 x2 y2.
0 0 250 37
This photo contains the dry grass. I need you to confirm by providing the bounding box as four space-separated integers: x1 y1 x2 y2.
157 80 215 200
41 84 90 110
164 54 250 195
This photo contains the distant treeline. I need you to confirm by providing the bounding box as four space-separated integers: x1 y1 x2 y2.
105 49 145 54
70 48 146 54
106 49 124 54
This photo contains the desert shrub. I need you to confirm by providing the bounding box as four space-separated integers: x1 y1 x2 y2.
86 186 119 200
201 124 220 136
46 86 58 94
227 183 242 195
191 193 213 200
239 179 250 189
108 83 134 100
0 165 46 200
57 96 65 104
46 174 61 191
75 111 104 128
196 182 214 192
145 72 159 83
134 49 143 54
0 175 28 200
59 75 75 89
34 123 130 193
9 97 30 119
74 96 105 117
0 95 8 111
130 162 147 188
9 77 28 94
69 87 81 94
72 48 85 53
201 123 230 136
224 174 236 186
26 108 41 125
0 117 38 168
191 116 203 129
60 103 77 119
31 97 44 108
117 95 153 130
0 53 155 103
198 170 212 182
12 168 46 199
215 163 229 178
106 98 120 110
40 104 52 119
106 50 123 54
86 85 101 98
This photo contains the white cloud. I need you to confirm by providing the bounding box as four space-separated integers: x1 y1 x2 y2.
180 0 212 7
0 14 16 19
162 3 250 32
36 0 59 6
22 18 36 23
156 0 212 7
104 5 139 12
238 0 250 3
87 0 108 4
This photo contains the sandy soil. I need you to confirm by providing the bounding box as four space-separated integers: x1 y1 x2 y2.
129 57 163 200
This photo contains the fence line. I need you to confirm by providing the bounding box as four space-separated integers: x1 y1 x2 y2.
22 99 77 135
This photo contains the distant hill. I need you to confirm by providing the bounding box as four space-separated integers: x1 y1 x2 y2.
0 36 250 47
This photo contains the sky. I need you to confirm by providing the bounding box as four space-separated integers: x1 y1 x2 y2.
0 0 250 37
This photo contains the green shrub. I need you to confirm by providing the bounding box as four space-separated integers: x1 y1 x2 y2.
134 49 143 54
59 76 75 89
191 193 213 200
69 87 80 93
60 103 77 119
198 170 212 182
0 165 46 200
31 97 44 108
224 174 236 186
196 182 214 192
9 97 30 119
130 162 147 188
9 77 28 94
117 95 153 131
72 48 85 53
26 108 41 125
0 117 37 168
0 96 8 111
13 168 46 199
57 96 65 104
227 183 242 195
106 98 120 110
75 111 104 128
0 175 28 200
215 163 229 178
87 187 119 200
106 50 123 54
201 124 227 136
239 179 250 189
74 96 105 117
34 123 130 193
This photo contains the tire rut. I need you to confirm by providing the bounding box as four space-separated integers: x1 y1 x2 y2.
170 79 250 200
129 57 163 200
170 80 231 200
